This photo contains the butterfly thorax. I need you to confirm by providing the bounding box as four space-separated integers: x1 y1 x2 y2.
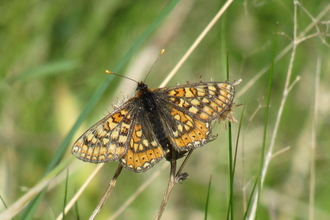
136 82 157 111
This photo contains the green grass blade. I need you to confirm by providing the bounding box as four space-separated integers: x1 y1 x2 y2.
229 99 246 219
256 23 278 217
204 176 212 220
73 184 80 220
226 118 234 220
225 49 234 220
243 177 259 220
21 191 46 220
233 99 245 174
0 194 7 209
62 170 69 220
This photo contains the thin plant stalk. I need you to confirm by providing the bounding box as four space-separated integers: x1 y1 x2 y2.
161 0 234 87
155 150 193 220
309 57 320 220
249 3 294 219
204 176 212 220
62 170 69 220
89 164 123 220
155 152 178 220
237 4 330 99
0 195 7 209
225 48 234 220
73 185 80 220
247 2 330 219
255 22 278 217
243 177 258 220
233 100 245 175
108 163 169 220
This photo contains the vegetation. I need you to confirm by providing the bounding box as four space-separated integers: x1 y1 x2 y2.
0 0 329 219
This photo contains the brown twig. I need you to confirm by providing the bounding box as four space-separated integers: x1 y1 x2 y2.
89 164 123 220
176 150 194 177
154 150 193 220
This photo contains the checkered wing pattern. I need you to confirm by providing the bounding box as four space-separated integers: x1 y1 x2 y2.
153 81 235 151
72 100 165 172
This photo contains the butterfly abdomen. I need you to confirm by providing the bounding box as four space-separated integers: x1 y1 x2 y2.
140 88 171 153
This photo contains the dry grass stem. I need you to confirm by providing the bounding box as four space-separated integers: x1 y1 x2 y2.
271 146 291 159
241 100 265 211
287 76 301 93
277 32 293 41
248 2 329 219
154 155 177 220
309 57 321 220
160 0 234 87
297 2 330 47
296 3 330 42
154 150 193 220
89 164 123 220
238 3 330 98
249 100 264 123
108 163 168 220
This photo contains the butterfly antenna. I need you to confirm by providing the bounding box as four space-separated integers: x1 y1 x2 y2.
143 49 165 83
105 70 138 84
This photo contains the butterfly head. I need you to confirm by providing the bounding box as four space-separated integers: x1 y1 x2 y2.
136 82 150 94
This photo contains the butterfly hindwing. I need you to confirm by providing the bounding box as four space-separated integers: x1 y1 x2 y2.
120 112 165 172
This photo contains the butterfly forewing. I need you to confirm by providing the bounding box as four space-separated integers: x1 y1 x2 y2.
72 103 137 163
159 82 235 120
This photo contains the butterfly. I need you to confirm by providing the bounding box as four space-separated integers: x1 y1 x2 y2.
72 79 240 172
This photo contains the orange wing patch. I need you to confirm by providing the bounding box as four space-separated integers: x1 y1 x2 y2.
168 108 211 150
119 124 165 172
121 147 164 172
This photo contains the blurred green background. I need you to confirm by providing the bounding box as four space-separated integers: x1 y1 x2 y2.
1 0 330 219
